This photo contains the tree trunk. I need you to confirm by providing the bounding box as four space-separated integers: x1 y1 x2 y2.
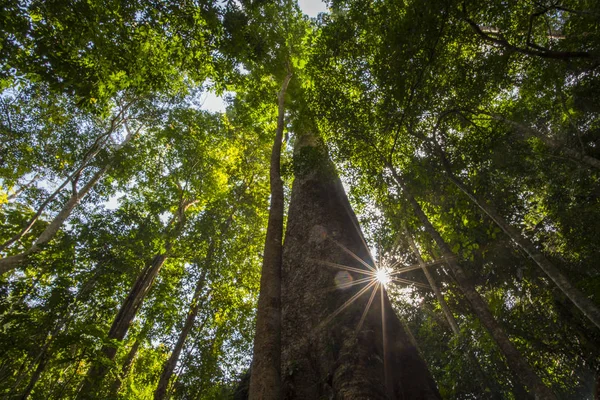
19 355 47 400
405 231 460 335
433 144 600 330
485 112 600 170
154 268 208 400
279 133 440 399
388 166 556 400
249 73 291 400
78 253 168 398
110 328 144 397
406 231 505 399
0 126 137 275
78 198 189 398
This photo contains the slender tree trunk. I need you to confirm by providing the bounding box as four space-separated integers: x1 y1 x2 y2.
249 73 292 400
405 231 460 335
0 127 137 275
0 112 129 254
110 329 145 397
154 269 208 400
19 355 47 400
485 112 600 169
388 166 556 400
78 253 168 398
279 133 440 399
432 144 600 330
79 199 190 398
406 231 505 399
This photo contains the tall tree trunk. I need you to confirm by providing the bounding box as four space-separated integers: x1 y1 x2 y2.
0 126 138 275
405 230 460 335
280 133 440 399
388 166 556 400
249 73 292 400
485 112 600 170
155 200 240 400
78 253 168 398
154 268 208 400
19 355 47 400
0 109 132 254
406 231 504 399
110 326 146 397
432 143 600 330
78 199 190 398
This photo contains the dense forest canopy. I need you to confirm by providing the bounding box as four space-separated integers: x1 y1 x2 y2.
0 0 599 398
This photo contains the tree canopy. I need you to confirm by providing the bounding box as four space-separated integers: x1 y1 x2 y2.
1 0 599 398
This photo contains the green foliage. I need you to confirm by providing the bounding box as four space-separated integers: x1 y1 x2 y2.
1 0 599 398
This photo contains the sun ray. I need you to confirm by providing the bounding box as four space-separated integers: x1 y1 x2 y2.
327 237 376 272
388 262 428 275
315 279 378 331
335 276 376 290
317 275 375 294
356 282 379 333
311 258 372 276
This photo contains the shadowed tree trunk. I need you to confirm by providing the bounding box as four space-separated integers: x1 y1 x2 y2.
389 165 556 400
249 73 292 400
154 268 208 400
279 133 440 399
110 319 154 397
78 198 193 398
430 143 600 330
405 230 460 335
405 231 503 399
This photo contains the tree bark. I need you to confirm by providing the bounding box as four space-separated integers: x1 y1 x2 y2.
279 133 440 399
432 143 600 330
388 166 556 400
154 268 208 400
78 253 168 398
249 73 292 400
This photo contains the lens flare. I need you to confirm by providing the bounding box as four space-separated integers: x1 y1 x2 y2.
375 268 390 285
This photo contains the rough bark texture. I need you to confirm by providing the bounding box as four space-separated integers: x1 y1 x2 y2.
279 134 440 399
249 73 291 400
390 167 556 400
154 269 208 400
